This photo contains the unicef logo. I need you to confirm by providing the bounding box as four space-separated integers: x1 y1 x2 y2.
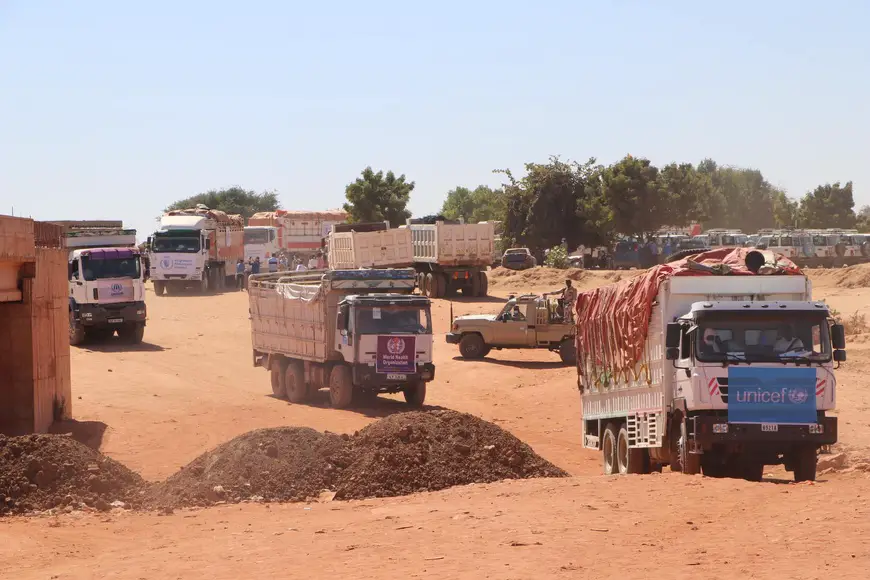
788 387 810 405
160 257 172 269
386 337 406 355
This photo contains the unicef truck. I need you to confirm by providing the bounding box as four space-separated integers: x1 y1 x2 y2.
575 248 843 482
54 220 147 345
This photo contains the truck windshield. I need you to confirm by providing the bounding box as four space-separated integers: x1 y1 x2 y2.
355 306 432 335
695 312 831 363
81 256 141 281
152 236 200 253
244 229 273 244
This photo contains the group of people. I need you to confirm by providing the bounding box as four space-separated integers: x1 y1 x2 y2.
233 252 329 290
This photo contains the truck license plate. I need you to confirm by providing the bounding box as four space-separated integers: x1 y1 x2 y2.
386 373 407 380
761 423 779 432
108 318 123 324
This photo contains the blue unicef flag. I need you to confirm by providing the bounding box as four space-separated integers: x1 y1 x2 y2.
728 367 817 424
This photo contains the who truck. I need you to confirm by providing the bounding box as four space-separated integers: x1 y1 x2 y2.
575 248 843 482
248 268 434 408
327 219 494 298
148 205 244 295
54 220 147 345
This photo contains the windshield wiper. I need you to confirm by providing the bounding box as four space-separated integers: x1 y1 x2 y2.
778 355 819 366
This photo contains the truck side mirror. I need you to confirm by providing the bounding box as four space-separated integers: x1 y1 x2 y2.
834 350 847 363
205 239 211 250
665 323 681 349
147 237 152 247
831 323 846 350
337 306 348 330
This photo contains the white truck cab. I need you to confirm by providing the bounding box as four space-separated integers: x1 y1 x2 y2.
244 225 279 262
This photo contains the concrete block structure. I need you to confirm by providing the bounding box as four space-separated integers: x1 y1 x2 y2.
0 215 71 435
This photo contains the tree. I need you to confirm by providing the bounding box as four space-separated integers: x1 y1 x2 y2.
599 155 663 238
798 182 856 229
441 185 506 223
656 163 712 226
498 156 607 254
856 206 870 233
343 167 414 227
165 187 279 219
771 189 798 228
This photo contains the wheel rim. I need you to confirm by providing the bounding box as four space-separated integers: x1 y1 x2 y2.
603 432 615 473
617 431 628 472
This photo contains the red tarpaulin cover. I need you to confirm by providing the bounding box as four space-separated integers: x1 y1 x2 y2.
573 248 803 387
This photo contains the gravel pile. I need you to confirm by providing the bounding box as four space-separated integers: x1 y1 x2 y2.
0 434 145 515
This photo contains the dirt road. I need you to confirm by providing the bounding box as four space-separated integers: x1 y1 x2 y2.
2 269 870 579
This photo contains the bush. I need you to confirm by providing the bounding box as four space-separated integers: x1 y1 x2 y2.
842 311 869 335
544 246 569 269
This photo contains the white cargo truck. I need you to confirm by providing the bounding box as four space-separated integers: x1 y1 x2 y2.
248 268 434 408
575 248 843 482
327 219 495 298
243 225 279 263
148 205 244 295
54 221 147 345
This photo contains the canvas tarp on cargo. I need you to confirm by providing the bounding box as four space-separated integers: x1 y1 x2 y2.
249 280 329 362
573 248 803 385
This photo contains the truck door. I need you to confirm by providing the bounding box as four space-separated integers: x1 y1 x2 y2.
496 302 532 346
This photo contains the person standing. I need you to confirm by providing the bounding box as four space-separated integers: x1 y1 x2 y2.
268 254 279 273
251 257 261 275
235 258 245 290
308 254 318 270
545 279 578 324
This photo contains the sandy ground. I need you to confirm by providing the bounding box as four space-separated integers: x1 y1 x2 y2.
2 268 870 579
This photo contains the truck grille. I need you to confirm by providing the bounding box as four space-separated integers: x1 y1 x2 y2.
717 377 729 403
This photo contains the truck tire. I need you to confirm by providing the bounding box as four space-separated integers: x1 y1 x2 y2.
617 424 648 474
479 271 489 297
793 445 817 482
270 358 287 399
602 423 618 475
69 311 86 346
403 381 426 407
417 273 427 295
679 420 701 475
284 361 308 404
470 271 481 297
741 461 764 482
424 273 436 298
153 281 166 296
558 339 576 365
328 365 354 409
200 270 210 293
458 334 487 359
119 322 145 344
435 274 446 298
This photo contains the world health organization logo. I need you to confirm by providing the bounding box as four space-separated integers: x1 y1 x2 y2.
386 337 406 355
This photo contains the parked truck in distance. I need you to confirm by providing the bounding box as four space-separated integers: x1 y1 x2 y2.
148 205 244 295
327 219 494 298
54 220 147 345
248 209 347 259
575 248 842 483
243 225 279 263
248 268 434 408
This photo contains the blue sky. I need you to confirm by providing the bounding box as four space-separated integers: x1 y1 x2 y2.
1 1 867 240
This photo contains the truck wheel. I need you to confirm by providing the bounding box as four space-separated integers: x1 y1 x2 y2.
793 445 817 482
435 275 446 298
617 424 648 474
153 281 165 296
558 339 576 365
741 461 764 482
470 271 481 297
119 323 145 344
416 273 426 295
424 273 436 298
479 271 489 297
284 361 308 404
403 381 426 407
328 365 354 409
69 311 86 346
602 423 618 475
270 358 287 399
458 334 487 359
679 420 701 475
200 270 210 293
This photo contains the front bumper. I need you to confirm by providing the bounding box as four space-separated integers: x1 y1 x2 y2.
353 363 436 388
446 333 461 344
75 301 147 327
692 415 838 447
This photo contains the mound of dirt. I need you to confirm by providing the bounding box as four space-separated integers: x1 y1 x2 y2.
145 427 347 510
488 266 634 291
0 434 146 515
330 410 568 500
809 264 870 289
144 411 567 509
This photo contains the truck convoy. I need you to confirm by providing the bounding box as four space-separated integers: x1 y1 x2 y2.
574 248 842 482
148 205 244 295
248 209 347 260
327 219 495 297
54 221 147 345
248 268 434 408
